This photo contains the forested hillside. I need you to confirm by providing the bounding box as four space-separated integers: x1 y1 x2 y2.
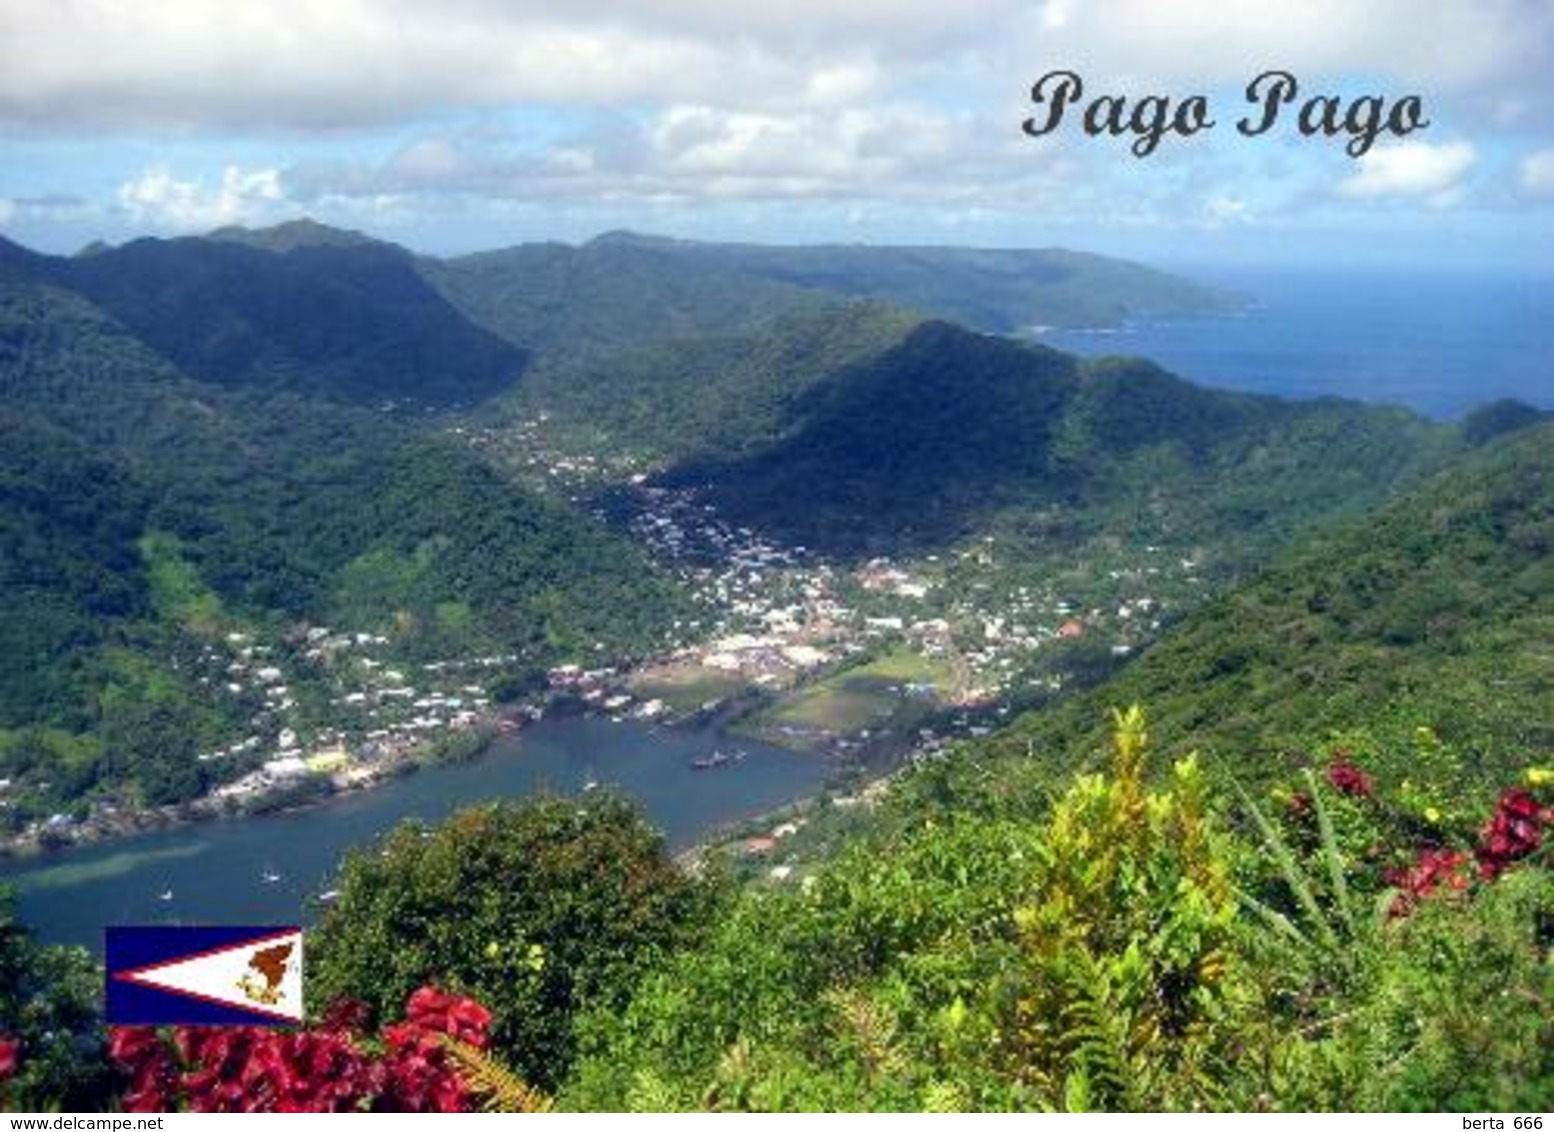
0 223 1546 1114
0 267 686 816
984 420 1554 792
666 321 1453 561
570 231 1240 332
27 237 525 407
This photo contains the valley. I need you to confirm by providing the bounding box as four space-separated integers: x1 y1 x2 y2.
0 221 1548 1114
0 223 1363 847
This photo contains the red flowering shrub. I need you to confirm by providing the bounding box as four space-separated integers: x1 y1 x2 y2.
108 985 494 1113
1382 785 1550 919
1385 847 1473 918
109 1028 178 1113
403 985 493 1050
1474 788 1549 881
0 1035 19 1081
1326 755 1374 800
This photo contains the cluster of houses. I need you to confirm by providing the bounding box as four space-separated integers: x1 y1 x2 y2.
461 418 1201 743
587 476 1204 745
185 628 521 806
545 664 669 721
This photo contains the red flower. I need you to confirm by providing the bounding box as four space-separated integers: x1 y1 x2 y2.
110 986 495 1113
1475 788 1547 881
1326 757 1374 799
0 1036 19 1081
1385 846 1473 917
404 985 493 1050
108 1026 163 1066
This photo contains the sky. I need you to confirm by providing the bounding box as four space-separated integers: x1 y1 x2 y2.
2 0 1552 270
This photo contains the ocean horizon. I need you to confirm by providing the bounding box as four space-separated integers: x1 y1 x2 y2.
1038 262 1554 421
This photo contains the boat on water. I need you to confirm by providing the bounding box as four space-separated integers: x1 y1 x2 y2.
157 889 174 902
691 749 748 771
261 868 282 885
317 889 341 906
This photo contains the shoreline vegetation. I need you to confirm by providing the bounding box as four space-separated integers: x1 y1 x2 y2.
0 669 863 865
0 715 502 862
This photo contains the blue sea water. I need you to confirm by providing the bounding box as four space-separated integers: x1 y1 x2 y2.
0 716 830 950
1039 264 1554 420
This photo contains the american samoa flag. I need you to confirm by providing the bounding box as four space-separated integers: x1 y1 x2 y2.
106 926 304 1026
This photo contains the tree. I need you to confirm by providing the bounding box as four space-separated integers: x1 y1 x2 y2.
0 888 115 1110
307 793 720 1090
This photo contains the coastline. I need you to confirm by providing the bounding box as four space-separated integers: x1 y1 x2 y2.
0 719 506 863
0 680 855 866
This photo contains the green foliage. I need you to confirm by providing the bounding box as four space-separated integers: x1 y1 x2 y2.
138 531 225 633
993 423 1554 793
561 710 1549 1111
497 301 920 463
1001 709 1239 1109
307 793 721 1091
0 412 149 730
565 810 1044 1109
423 234 826 359
565 709 1238 1110
1224 766 1552 1111
0 887 114 1110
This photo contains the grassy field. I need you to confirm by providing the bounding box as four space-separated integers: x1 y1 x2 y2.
628 664 751 714
747 648 959 742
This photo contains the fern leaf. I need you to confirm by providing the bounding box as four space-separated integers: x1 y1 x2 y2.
438 1035 554 1113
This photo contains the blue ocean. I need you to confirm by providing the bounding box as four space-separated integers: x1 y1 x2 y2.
1039 264 1554 421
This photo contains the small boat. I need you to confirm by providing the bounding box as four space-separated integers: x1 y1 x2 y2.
157 889 174 902
581 777 600 793
692 749 747 770
317 889 341 906
261 868 282 885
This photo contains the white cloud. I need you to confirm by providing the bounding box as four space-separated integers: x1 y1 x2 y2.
2 0 1548 135
1517 149 1554 197
1200 195 1251 227
1019 0 1548 92
117 165 287 230
0 0 995 132
280 100 993 208
3 1 1551 252
1335 142 1476 204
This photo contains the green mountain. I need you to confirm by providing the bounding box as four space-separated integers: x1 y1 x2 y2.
0 412 150 730
0 269 686 815
586 229 1239 331
5 223 1240 414
497 300 923 462
0 222 1508 826
14 234 525 408
984 421 1554 787
424 229 1236 360
664 320 1453 561
420 237 827 358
